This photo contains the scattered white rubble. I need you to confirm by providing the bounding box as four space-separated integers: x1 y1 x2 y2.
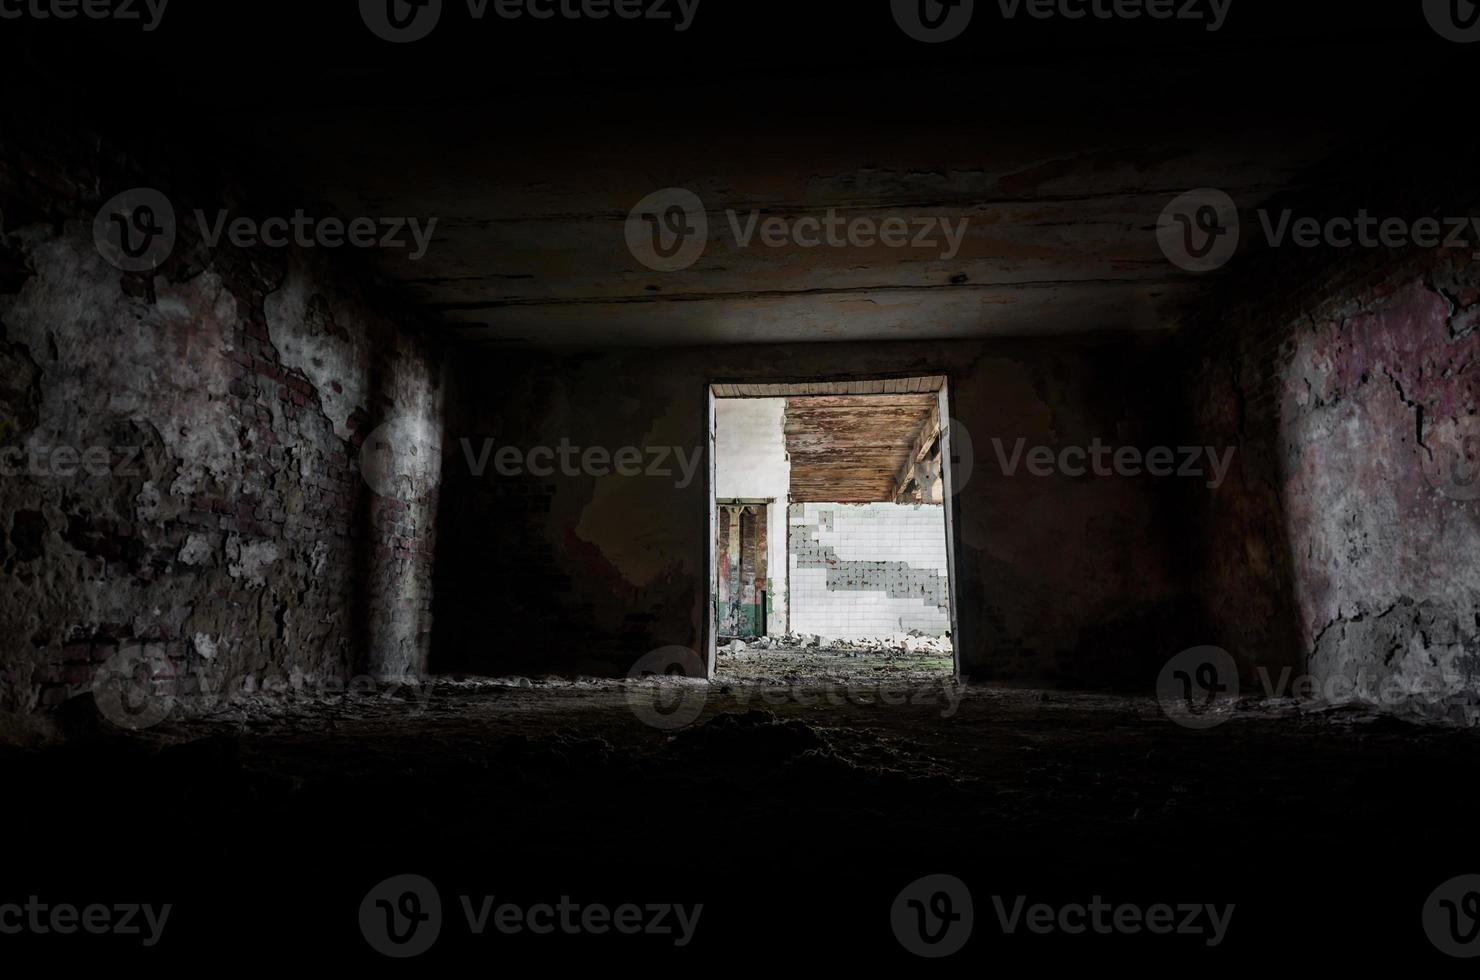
726 631 950 655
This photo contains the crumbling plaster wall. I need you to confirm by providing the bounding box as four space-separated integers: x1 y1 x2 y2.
1185 250 1480 704
1181 139 1480 707
434 337 1193 684
0 106 446 739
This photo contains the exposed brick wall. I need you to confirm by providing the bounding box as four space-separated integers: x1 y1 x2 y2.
1181 136 1480 703
716 504 767 637
714 397 789 630
0 101 446 738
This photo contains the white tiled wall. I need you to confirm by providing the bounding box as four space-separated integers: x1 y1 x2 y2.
789 503 951 639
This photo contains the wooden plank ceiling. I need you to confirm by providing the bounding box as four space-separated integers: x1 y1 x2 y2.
784 394 937 503
713 376 945 399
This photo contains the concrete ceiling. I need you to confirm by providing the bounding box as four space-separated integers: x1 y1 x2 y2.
16 10 1452 351
211 51 1408 349
785 395 937 504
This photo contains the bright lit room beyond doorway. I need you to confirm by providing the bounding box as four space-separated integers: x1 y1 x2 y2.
709 378 961 684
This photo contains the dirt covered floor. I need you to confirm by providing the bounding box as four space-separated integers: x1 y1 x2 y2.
716 637 955 685
4 671 1480 968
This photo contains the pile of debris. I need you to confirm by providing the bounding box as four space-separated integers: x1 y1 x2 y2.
720 631 950 656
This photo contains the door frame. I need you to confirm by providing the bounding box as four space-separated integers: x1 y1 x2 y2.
705 376 965 680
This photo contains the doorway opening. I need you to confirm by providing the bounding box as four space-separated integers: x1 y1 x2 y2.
707 377 962 684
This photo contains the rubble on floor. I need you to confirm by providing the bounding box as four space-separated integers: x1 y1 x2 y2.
716 640 955 689
720 631 952 656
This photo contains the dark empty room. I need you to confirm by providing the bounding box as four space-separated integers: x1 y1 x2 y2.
1 0 1479 969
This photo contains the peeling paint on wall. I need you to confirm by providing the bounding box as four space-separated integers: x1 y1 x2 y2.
1187 231 1480 710
0 110 447 736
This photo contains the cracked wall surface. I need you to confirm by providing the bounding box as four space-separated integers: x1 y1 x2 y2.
1183 145 1480 707
0 106 446 740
